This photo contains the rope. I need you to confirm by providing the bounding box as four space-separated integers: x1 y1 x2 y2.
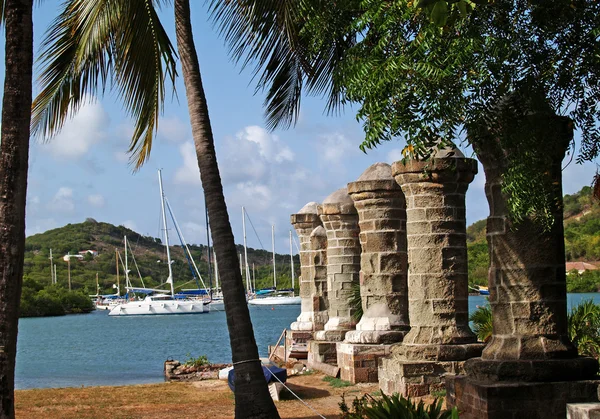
263 365 326 419
232 358 261 366
244 210 267 250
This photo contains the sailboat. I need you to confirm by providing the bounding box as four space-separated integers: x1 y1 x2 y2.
108 170 207 316
248 226 301 306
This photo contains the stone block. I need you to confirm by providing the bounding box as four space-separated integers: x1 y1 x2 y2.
447 375 600 419
335 343 393 384
567 403 600 419
308 340 339 367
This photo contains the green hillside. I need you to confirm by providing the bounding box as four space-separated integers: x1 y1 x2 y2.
21 218 300 316
467 186 600 291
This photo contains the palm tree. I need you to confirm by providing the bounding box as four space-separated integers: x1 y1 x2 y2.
32 1 279 416
173 1 279 416
0 1 34 418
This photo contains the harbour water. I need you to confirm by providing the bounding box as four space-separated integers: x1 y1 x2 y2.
16 293 600 390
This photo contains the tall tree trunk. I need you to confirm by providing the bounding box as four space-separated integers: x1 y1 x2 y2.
174 1 280 418
0 1 33 418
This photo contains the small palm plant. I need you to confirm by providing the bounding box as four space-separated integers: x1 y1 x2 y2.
340 392 459 419
469 304 493 343
568 299 600 358
349 282 363 323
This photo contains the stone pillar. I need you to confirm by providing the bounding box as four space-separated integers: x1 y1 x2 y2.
345 162 410 344
378 148 484 397
447 107 599 418
334 163 410 384
314 187 360 341
290 202 326 332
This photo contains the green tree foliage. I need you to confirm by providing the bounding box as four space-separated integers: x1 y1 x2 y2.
567 271 600 293
214 0 600 228
20 278 94 317
20 219 300 316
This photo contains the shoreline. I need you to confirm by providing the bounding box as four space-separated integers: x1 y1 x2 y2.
15 371 383 419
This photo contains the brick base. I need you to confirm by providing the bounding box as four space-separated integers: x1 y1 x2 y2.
446 375 600 419
308 340 338 368
336 342 392 384
378 356 466 397
286 331 313 360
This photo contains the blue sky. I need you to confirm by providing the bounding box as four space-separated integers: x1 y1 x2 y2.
12 1 600 254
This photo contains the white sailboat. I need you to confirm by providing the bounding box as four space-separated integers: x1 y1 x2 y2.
108 170 207 316
248 226 300 306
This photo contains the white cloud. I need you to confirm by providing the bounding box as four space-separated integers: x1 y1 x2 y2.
45 101 109 159
316 132 358 165
158 116 189 142
48 187 75 213
87 194 105 208
237 126 294 163
174 142 201 185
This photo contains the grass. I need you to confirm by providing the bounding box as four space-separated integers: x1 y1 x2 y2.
322 375 353 388
430 389 446 398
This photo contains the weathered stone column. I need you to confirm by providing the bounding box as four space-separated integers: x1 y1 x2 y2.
290 202 326 332
446 105 599 419
396 149 477 347
288 203 328 360
345 162 409 344
378 148 484 397
314 187 360 342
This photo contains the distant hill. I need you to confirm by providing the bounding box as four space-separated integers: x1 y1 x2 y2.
466 185 600 287
23 219 299 296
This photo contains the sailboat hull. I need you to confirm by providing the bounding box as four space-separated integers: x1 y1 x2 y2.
248 296 301 306
108 299 206 316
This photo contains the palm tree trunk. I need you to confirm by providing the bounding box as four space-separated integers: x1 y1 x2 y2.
0 1 33 418
174 1 280 418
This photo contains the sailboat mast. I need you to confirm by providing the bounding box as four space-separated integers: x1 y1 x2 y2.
124 236 130 288
214 251 219 292
158 170 175 296
205 204 212 290
242 207 251 293
290 230 295 292
272 225 277 289
49 249 53 284
115 248 120 295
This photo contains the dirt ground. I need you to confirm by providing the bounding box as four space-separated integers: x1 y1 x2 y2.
15 372 381 419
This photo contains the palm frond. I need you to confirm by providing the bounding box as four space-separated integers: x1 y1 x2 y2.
32 0 177 169
568 299 600 357
208 0 355 129
469 304 493 342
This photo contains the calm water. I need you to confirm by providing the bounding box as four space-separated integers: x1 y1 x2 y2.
16 293 600 390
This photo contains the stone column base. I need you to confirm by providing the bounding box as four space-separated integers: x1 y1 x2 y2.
567 403 600 418
378 356 468 397
391 342 485 362
336 342 392 384
344 329 407 344
314 330 347 342
285 330 313 360
308 340 339 368
446 375 600 419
